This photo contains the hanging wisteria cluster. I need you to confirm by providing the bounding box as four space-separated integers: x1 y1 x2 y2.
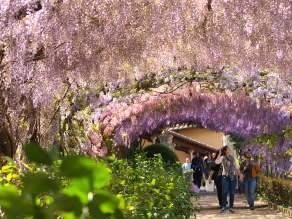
0 0 291 170
1 0 291 107
85 83 291 171
1 0 291 77
91 84 290 141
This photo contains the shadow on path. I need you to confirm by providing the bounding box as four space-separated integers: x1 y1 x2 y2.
191 190 291 219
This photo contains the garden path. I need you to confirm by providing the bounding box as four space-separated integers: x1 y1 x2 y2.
191 190 291 219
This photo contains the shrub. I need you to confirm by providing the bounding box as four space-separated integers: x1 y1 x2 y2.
143 144 180 165
107 152 201 218
0 143 200 218
257 174 292 208
0 143 124 219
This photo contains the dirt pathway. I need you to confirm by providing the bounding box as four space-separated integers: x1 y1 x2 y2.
191 191 291 219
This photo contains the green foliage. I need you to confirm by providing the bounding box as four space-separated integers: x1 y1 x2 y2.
0 143 123 219
0 143 200 218
143 144 180 165
253 133 285 151
107 153 201 218
227 134 246 151
24 142 55 165
257 174 292 208
284 125 292 139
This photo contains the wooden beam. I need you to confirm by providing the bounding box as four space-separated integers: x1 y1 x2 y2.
173 138 216 154
174 145 189 153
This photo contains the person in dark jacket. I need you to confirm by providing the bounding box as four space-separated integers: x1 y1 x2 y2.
191 150 204 189
204 151 213 179
208 150 223 209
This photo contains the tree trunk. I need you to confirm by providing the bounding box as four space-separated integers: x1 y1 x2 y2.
0 127 15 158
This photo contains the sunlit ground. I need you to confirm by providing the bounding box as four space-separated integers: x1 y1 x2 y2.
192 190 290 219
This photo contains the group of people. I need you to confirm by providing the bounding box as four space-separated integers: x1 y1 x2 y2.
182 146 260 213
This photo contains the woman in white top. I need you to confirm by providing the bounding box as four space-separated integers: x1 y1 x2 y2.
182 158 192 182
215 146 243 213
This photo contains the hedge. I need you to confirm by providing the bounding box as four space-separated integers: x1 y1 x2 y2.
143 143 180 164
257 174 292 208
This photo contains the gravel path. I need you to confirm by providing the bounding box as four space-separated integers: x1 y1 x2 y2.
191 190 291 219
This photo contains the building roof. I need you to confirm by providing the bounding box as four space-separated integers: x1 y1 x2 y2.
168 130 218 152
169 123 201 131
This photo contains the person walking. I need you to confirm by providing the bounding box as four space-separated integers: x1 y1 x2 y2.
208 150 223 209
211 152 216 160
182 157 192 182
191 151 204 189
204 152 213 180
215 146 243 213
240 149 260 210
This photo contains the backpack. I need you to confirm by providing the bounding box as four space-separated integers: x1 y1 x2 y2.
211 162 222 180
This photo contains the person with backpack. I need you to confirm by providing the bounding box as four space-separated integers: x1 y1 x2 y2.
191 150 204 189
208 150 223 209
240 149 260 210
